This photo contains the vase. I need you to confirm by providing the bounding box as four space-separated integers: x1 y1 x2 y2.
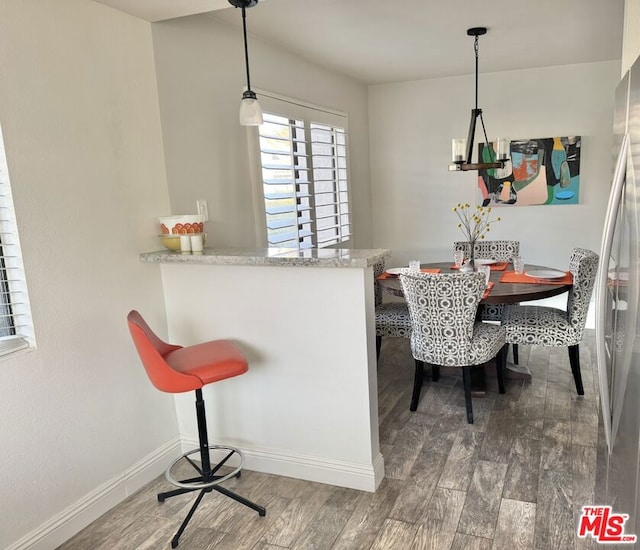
459 240 476 272
469 241 476 270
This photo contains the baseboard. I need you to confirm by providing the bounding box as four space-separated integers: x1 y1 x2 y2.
7 437 182 550
181 435 385 492
10 435 384 550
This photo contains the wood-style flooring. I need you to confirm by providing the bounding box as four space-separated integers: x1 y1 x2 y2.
58 330 605 549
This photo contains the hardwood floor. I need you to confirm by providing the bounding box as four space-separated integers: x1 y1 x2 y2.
58 330 605 549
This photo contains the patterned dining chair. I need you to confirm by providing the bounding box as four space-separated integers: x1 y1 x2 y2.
454 239 520 359
399 271 508 423
454 240 520 264
501 248 599 395
374 260 412 361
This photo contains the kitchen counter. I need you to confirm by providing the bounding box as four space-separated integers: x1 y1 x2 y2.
140 247 390 268
141 247 390 492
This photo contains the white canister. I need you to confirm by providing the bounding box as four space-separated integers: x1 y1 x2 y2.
190 234 204 254
179 235 192 254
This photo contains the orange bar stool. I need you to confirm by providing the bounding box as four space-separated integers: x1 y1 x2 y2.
127 310 266 548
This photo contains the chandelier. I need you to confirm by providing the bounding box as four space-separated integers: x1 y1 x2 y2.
449 27 509 172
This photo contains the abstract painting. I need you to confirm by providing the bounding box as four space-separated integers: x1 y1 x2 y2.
477 136 581 207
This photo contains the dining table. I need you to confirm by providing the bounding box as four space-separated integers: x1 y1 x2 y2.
377 260 574 394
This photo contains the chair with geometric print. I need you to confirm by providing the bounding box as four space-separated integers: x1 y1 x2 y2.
454 239 520 265
501 248 599 396
374 259 412 361
399 271 508 423
454 239 520 360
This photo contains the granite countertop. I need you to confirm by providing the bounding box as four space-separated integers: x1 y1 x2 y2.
140 247 391 268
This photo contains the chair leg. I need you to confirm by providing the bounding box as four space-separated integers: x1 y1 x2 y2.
512 343 519 365
410 360 425 411
171 489 208 548
431 364 440 382
462 366 473 424
496 344 507 394
376 335 382 361
568 344 584 395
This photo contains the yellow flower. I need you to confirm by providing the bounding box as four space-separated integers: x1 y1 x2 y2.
452 202 501 244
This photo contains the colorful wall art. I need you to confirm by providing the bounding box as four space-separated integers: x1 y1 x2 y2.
477 136 581 207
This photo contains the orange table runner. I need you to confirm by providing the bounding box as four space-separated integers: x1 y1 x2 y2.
378 268 441 280
499 270 573 285
450 262 508 271
483 282 495 299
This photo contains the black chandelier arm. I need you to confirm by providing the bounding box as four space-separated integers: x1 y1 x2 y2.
465 109 479 164
478 112 491 156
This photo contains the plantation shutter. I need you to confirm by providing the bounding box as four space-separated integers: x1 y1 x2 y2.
251 92 351 250
0 125 33 355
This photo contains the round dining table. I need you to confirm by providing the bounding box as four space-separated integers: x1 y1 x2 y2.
377 261 573 391
378 261 573 304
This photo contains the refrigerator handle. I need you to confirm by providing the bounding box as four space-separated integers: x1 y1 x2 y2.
595 132 629 454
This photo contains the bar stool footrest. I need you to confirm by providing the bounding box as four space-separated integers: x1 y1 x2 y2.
165 445 244 490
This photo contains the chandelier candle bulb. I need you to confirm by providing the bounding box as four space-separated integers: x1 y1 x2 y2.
497 138 510 161
452 138 467 163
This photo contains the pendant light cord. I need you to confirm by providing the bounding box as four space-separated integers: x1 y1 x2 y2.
474 35 479 111
474 35 491 147
241 5 253 92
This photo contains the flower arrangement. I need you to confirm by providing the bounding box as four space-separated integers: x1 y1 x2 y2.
453 203 501 242
452 203 501 267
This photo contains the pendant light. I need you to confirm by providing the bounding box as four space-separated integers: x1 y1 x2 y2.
228 0 263 126
449 27 509 171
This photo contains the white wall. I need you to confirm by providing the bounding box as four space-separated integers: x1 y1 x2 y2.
369 61 621 271
150 13 373 249
0 1 179 548
623 0 640 74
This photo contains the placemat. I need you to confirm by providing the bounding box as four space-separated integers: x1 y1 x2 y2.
483 282 495 299
499 270 573 285
450 262 508 271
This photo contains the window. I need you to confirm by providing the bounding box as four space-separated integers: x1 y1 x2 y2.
0 125 34 356
252 93 351 250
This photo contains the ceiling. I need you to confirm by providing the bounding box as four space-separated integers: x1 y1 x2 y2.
95 0 626 85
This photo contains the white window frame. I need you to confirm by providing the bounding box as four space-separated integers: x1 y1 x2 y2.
0 124 34 357
247 90 351 250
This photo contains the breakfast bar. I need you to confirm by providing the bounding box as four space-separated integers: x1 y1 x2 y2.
140 247 390 492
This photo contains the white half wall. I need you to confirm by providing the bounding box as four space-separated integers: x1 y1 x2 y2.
369 61 621 271
161 263 383 492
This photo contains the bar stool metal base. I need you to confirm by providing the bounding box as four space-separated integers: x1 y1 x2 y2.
157 389 266 548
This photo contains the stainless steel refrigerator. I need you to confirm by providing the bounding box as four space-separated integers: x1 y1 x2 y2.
596 52 640 543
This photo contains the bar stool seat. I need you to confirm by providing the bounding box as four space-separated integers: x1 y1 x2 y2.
164 340 248 387
127 310 266 548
